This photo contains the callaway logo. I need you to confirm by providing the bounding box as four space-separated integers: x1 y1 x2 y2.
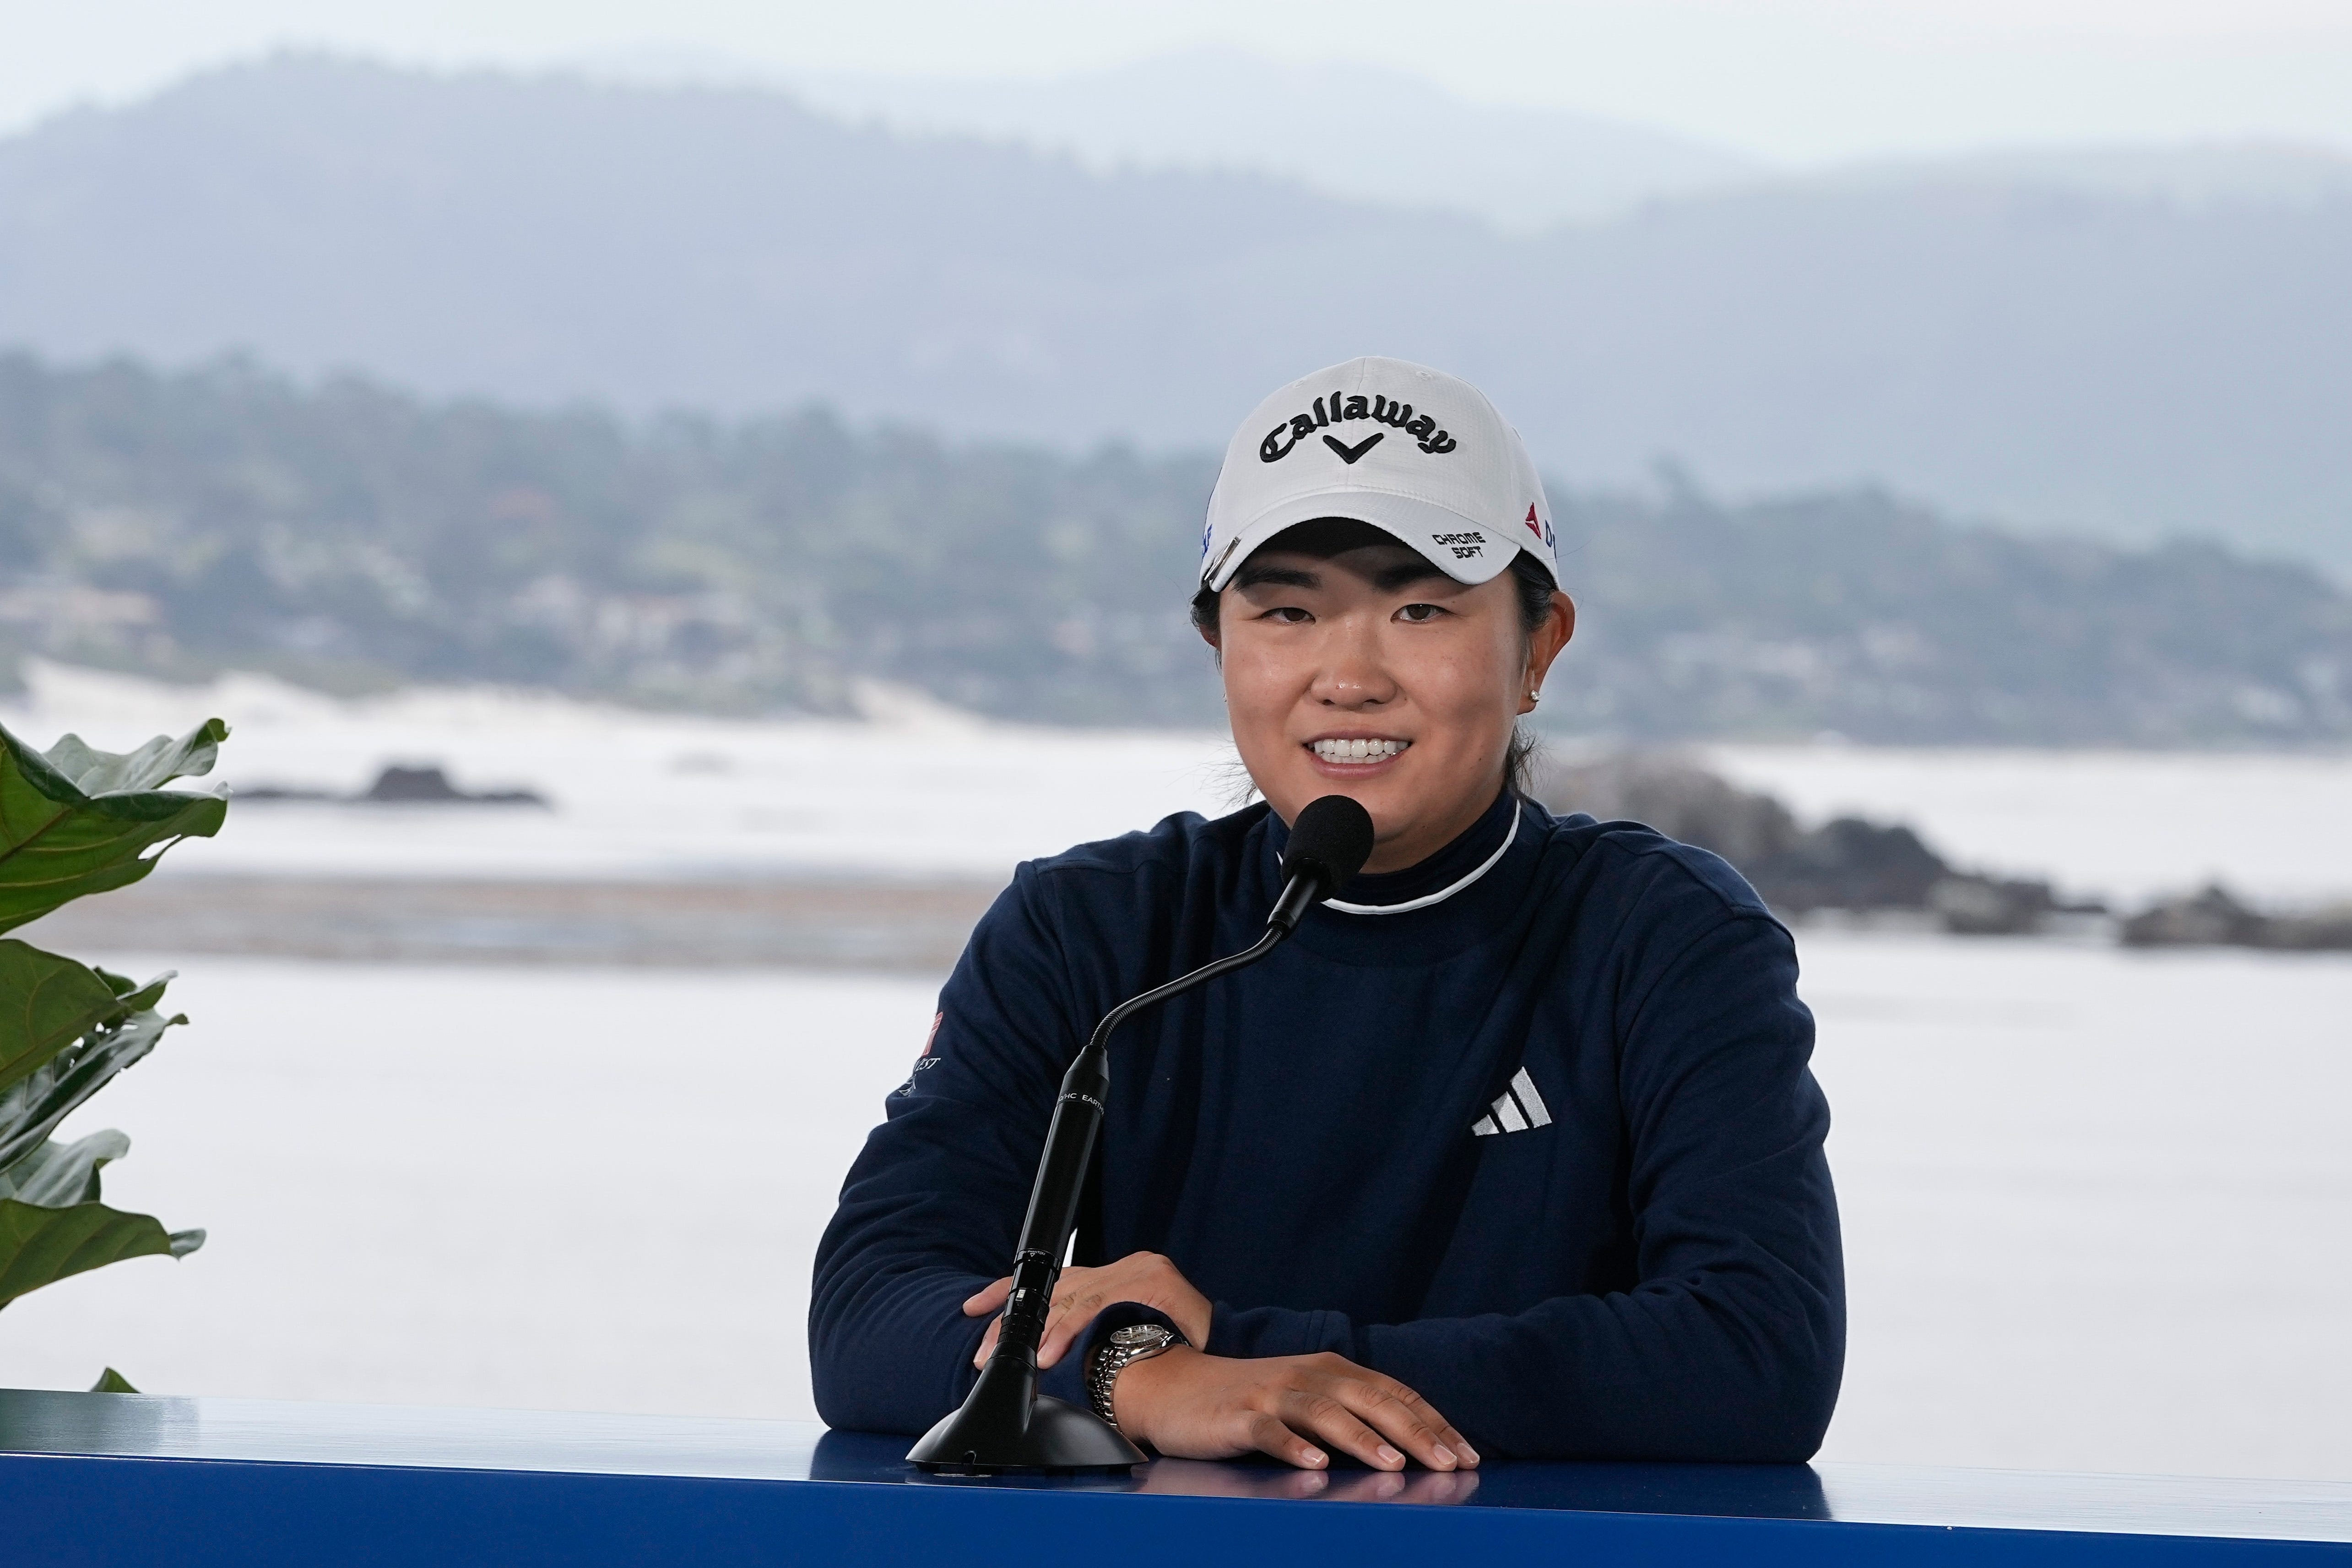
1261 392 1458 463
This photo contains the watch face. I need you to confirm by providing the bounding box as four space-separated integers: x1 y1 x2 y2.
1110 1324 1169 1350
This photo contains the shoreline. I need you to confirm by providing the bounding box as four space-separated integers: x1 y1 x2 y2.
16 874 1006 971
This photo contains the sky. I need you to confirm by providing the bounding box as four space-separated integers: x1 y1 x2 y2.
4 0 2351 164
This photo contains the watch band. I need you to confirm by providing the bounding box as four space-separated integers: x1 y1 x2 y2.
1087 1322 1187 1433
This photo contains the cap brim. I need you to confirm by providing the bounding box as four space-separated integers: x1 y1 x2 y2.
1202 490 1528 591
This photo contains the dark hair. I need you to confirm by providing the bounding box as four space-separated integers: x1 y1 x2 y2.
1191 519 1559 796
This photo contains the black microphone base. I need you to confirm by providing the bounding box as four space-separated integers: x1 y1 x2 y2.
905 1358 1144 1474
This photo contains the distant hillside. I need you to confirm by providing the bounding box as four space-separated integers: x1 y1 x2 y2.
2 57 2351 571
1552 479 2352 744
3 355 2346 744
771 53 2352 229
772 48 1761 231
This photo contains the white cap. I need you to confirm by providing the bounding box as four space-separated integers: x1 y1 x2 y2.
1200 356 1557 592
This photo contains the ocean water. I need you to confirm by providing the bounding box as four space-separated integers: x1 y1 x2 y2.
1702 744 2352 909
9 659 2352 903
5 661 2350 1479
0 661 1241 882
5 935 2347 1482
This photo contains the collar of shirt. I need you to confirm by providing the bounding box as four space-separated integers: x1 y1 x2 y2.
1262 789 1550 967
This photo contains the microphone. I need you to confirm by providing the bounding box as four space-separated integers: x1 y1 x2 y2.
908 794 1376 1473
1265 792 1381 935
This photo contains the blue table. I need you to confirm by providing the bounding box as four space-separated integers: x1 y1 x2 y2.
4 1389 2349 1565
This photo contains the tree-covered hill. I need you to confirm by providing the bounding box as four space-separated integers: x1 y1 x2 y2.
9 55 2352 569
2 354 2346 744
1550 478 2352 744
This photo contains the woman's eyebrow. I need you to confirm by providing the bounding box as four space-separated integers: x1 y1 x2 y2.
1235 564 1321 589
1235 558 1447 592
1373 559 1449 592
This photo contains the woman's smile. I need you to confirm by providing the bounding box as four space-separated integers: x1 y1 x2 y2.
1307 735 1412 770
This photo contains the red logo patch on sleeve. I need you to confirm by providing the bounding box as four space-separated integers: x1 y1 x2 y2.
894 1011 948 1098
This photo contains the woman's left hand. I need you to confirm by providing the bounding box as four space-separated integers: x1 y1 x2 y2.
964 1250 1213 1369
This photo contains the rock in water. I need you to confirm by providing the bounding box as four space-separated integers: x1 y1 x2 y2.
360 765 547 806
2124 885 2352 950
1533 751 2083 930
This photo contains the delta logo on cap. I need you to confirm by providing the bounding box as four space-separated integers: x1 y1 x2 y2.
1201 356 1557 592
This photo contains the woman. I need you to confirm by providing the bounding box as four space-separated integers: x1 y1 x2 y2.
811 357 1843 1471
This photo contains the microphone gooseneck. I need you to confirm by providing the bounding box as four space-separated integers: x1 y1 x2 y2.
907 794 1376 1473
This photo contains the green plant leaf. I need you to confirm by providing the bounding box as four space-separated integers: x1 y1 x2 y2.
0 719 230 934
90 1367 139 1393
0 940 173 1096
0 1197 194 1310
0 1129 129 1206
40 725 227 798
0 1004 183 1176
91 966 173 1015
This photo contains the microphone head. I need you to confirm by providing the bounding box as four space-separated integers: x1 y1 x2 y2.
1283 794 1377 893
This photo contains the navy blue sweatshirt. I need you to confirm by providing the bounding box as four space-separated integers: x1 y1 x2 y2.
809 790 1844 1461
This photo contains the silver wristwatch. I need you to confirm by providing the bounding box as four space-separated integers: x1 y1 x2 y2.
1087 1322 1187 1432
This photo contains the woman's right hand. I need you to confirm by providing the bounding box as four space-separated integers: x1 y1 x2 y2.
1113 1346 1478 1473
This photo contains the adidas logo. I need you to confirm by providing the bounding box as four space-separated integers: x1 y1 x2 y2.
1471 1068 1552 1137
